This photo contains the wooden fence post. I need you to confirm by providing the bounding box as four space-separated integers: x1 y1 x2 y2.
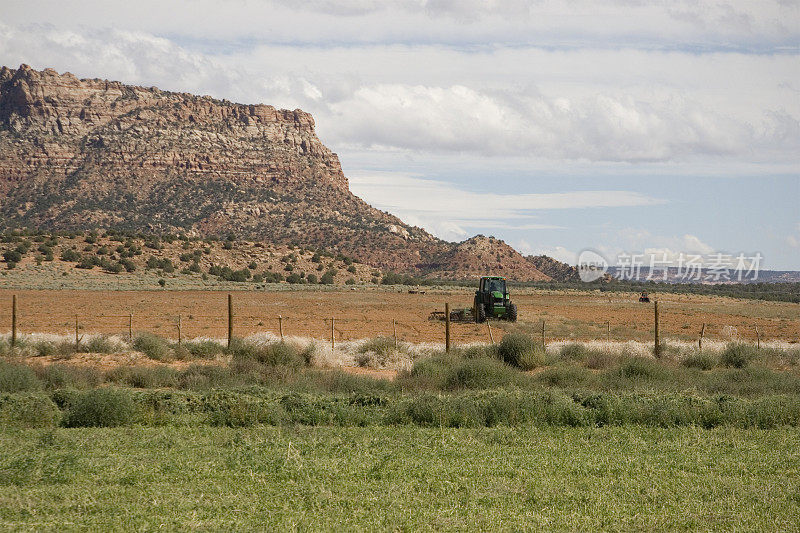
699 323 705 350
278 315 284 341
487 322 494 344
177 315 182 345
541 319 546 349
11 295 17 348
393 319 398 350
75 315 80 352
445 303 451 352
654 300 661 358
227 294 233 348
755 326 761 350
331 317 335 350
128 312 133 342
606 321 610 343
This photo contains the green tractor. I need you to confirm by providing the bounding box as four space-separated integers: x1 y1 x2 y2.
474 276 517 323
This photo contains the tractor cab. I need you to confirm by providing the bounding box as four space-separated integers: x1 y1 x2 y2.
638 291 651 303
474 276 518 322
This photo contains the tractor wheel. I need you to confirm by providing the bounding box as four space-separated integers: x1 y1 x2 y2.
506 303 518 322
476 303 486 323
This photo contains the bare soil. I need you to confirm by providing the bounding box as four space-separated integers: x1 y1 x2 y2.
1 288 797 345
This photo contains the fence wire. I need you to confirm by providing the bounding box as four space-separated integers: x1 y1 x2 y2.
0 295 786 346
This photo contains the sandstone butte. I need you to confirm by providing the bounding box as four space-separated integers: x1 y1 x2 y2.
0 64 551 281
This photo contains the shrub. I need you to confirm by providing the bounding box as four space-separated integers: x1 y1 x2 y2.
172 344 191 360
443 358 519 390
178 364 233 389
0 362 41 392
0 394 61 428
133 333 171 361
355 338 408 368
460 344 498 360
37 364 101 390
206 392 285 427
296 370 397 396
277 393 371 426
617 357 669 379
33 339 58 357
60 249 81 262
183 339 222 359
227 339 306 368
146 256 174 271
703 367 800 397
357 337 396 356
387 390 589 428
559 343 589 361
63 388 134 427
85 335 116 354
537 365 595 389
76 256 99 269
721 343 759 368
3 250 22 263
681 352 717 370
107 366 178 388
25 338 76 359
586 350 616 370
602 357 672 390
400 355 459 390
498 333 544 370
105 262 124 274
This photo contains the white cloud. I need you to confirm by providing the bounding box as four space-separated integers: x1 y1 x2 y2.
330 83 763 161
2 23 797 165
594 228 733 265
349 172 663 212
348 171 662 240
2 1 797 48
514 241 579 264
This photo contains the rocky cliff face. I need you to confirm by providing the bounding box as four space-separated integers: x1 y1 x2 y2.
0 65 549 281
0 64 347 192
526 255 580 282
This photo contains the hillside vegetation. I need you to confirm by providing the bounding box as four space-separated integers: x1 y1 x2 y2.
0 229 379 286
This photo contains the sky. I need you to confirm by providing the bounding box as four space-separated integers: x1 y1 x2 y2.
1 0 798 269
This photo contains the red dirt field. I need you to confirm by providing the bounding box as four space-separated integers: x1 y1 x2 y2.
0 288 798 345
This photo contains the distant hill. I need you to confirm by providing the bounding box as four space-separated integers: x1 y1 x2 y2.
0 65 549 282
526 255 580 282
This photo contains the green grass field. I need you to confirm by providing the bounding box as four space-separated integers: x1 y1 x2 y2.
2 332 799 530
1 426 798 531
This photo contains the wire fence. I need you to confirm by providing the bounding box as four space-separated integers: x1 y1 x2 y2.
0 293 788 350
